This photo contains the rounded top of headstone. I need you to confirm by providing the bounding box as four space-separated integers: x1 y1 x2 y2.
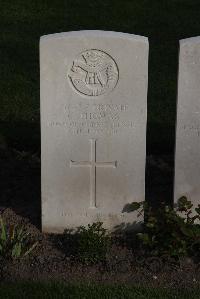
180 36 200 46
40 30 148 44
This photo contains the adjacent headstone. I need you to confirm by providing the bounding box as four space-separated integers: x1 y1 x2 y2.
174 37 200 208
40 30 148 232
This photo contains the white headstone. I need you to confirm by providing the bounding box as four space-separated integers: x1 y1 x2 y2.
40 31 148 232
174 37 200 208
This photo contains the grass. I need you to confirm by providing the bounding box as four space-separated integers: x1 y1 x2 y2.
0 282 199 299
1 1 200 153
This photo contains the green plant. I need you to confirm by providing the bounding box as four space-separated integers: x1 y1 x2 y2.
130 197 200 258
0 217 38 259
76 222 111 264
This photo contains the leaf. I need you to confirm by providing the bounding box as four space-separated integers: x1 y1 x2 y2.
0 217 7 242
24 242 38 257
9 225 15 241
146 222 155 228
137 233 150 245
195 205 200 215
12 243 22 258
165 206 170 213
177 196 193 211
129 202 142 211
178 196 188 205
180 225 194 237
16 227 26 242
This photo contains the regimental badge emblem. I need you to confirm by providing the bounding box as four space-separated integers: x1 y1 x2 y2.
68 49 119 97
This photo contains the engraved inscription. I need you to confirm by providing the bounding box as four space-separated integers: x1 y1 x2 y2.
47 102 134 136
61 212 126 218
179 123 200 137
68 49 119 97
70 139 117 208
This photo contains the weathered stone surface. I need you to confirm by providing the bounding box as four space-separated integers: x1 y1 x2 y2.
174 37 200 208
40 30 148 232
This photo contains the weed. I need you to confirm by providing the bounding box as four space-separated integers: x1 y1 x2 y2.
76 222 111 264
131 197 200 258
0 217 37 259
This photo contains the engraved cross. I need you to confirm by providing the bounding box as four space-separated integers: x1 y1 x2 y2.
70 139 117 208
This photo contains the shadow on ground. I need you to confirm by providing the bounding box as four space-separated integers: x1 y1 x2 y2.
0 147 41 228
